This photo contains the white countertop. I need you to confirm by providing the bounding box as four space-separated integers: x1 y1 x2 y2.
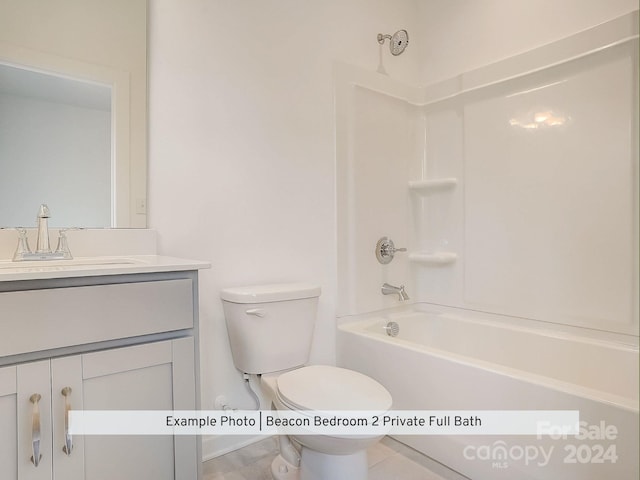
0 255 210 282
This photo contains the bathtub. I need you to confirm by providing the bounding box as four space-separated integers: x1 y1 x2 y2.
337 306 639 480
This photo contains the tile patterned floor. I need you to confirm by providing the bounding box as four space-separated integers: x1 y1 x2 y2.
203 436 469 480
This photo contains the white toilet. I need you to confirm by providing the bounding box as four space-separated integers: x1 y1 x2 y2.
220 283 392 480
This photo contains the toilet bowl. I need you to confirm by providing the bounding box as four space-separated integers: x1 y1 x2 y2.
220 284 393 480
262 365 392 480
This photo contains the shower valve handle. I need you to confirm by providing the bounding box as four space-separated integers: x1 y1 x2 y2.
376 237 406 264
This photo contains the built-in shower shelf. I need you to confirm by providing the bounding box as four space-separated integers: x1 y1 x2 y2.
408 178 458 192
408 252 457 265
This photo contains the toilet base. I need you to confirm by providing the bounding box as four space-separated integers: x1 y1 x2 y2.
272 448 368 480
301 448 368 480
271 454 300 480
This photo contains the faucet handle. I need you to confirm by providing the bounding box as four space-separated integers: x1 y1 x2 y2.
13 228 33 260
54 230 73 259
376 237 407 264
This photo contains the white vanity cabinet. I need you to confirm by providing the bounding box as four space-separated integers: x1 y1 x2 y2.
0 268 204 480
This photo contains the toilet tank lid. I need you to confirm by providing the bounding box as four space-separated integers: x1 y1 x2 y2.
220 283 321 303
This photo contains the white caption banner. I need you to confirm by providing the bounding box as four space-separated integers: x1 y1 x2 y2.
70 410 579 436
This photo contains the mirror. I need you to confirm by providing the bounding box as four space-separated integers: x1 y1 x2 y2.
0 64 112 227
0 0 147 228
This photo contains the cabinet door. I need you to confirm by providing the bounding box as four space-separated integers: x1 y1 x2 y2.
0 365 18 480
77 338 197 480
1 338 198 480
2 361 55 480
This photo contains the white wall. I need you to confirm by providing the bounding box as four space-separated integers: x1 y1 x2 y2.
416 0 639 84
147 0 418 457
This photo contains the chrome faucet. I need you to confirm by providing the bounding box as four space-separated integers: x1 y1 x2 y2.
12 204 73 261
381 283 410 301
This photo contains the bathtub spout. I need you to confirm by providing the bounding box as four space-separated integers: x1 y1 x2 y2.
381 283 409 301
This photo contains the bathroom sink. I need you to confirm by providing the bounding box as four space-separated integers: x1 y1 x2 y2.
0 257 145 270
0 255 209 282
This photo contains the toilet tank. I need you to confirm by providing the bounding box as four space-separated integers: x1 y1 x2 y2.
220 283 321 374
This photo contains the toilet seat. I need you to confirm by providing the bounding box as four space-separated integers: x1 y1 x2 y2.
275 365 392 412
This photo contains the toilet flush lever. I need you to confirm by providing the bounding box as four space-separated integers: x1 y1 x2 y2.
245 308 265 318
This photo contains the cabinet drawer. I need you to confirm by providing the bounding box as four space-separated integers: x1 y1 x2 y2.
0 279 193 358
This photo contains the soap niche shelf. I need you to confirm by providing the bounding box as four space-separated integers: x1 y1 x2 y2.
408 177 458 265
408 177 458 192
408 252 457 265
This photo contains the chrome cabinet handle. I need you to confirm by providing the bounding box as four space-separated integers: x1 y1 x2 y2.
29 393 42 467
61 387 73 455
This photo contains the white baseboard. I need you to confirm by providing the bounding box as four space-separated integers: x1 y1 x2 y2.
202 434 269 461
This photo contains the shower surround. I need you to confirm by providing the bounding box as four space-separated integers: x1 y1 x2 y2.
336 11 639 480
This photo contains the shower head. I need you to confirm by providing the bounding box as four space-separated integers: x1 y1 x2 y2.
377 29 409 56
